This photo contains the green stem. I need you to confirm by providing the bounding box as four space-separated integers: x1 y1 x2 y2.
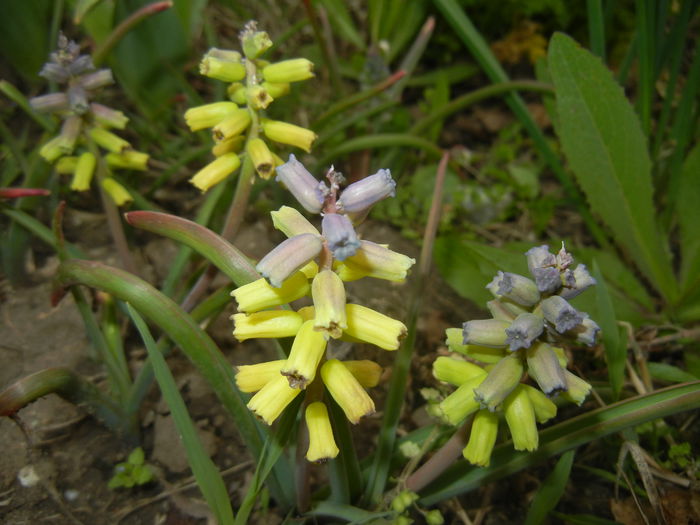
92 1 173 66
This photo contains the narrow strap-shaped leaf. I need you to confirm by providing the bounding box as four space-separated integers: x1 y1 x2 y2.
548 32 676 302
524 450 575 525
125 211 259 286
56 259 264 460
128 305 235 525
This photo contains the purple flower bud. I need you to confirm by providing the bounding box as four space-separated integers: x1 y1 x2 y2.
540 295 583 333
30 93 69 113
322 213 360 261
525 245 561 293
68 55 94 76
560 264 597 300
526 342 568 396
79 69 114 90
337 169 396 213
486 271 540 307
275 154 325 213
39 63 69 83
256 233 323 287
571 315 600 346
67 84 89 114
505 313 544 351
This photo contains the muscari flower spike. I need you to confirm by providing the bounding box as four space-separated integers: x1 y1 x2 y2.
30 34 149 205
230 156 414 462
184 21 317 191
434 244 600 466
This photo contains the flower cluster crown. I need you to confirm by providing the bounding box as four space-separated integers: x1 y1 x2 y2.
231 156 415 462
184 21 317 192
31 34 149 205
433 244 599 466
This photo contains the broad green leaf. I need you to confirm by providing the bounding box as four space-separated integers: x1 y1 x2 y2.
548 32 676 302
524 450 575 525
128 305 235 525
592 261 626 400
647 362 699 384
677 144 700 294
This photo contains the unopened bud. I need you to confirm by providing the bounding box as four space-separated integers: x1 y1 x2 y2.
473 353 524 412
105 150 149 171
322 213 360 261
463 410 499 467
505 312 544 351
79 69 114 90
526 342 567 396
560 264 597 299
462 319 509 348
70 152 96 191
30 93 69 113
256 233 324 287
185 101 238 131
337 169 396 213
312 270 347 338
504 385 538 451
540 295 583 333
275 154 324 213
212 108 251 141
561 370 591 406
525 245 561 293
199 55 246 82
523 385 557 423
88 127 130 153
438 373 487 425
433 356 485 386
571 315 600 346
101 177 132 206
486 271 540 307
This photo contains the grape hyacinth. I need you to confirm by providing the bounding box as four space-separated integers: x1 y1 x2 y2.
231 156 414 462
432 244 599 466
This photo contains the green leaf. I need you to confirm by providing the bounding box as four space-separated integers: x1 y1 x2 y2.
592 261 626 400
124 211 259 286
307 501 392 523
127 447 145 465
128 305 235 525
524 450 575 525
548 32 676 302
677 144 700 295
647 362 699 384
317 0 365 50
433 236 529 305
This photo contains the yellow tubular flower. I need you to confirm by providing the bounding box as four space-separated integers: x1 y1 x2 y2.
445 327 506 364
305 402 339 462
523 384 557 423
271 205 321 238
438 373 487 425
55 156 78 174
299 260 319 279
463 410 499 467
246 138 275 179
281 320 328 389
246 85 274 110
235 360 286 393
231 310 304 341
212 109 252 142
262 59 315 83
105 150 149 171
321 359 375 424
261 118 316 153
343 360 382 388
184 101 238 131
504 385 539 451
212 135 245 157
247 374 301 425
312 270 347 339
88 127 130 153
70 152 96 191
262 81 290 99
190 153 241 192
433 356 486 386
343 304 407 351
341 241 416 282
101 178 132 206
561 370 592 406
199 55 246 82
231 271 310 313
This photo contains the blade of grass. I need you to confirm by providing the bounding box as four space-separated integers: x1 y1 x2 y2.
592 261 626 400
586 0 606 60
524 450 575 525
433 0 609 251
635 0 654 136
0 80 55 132
127 304 235 525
